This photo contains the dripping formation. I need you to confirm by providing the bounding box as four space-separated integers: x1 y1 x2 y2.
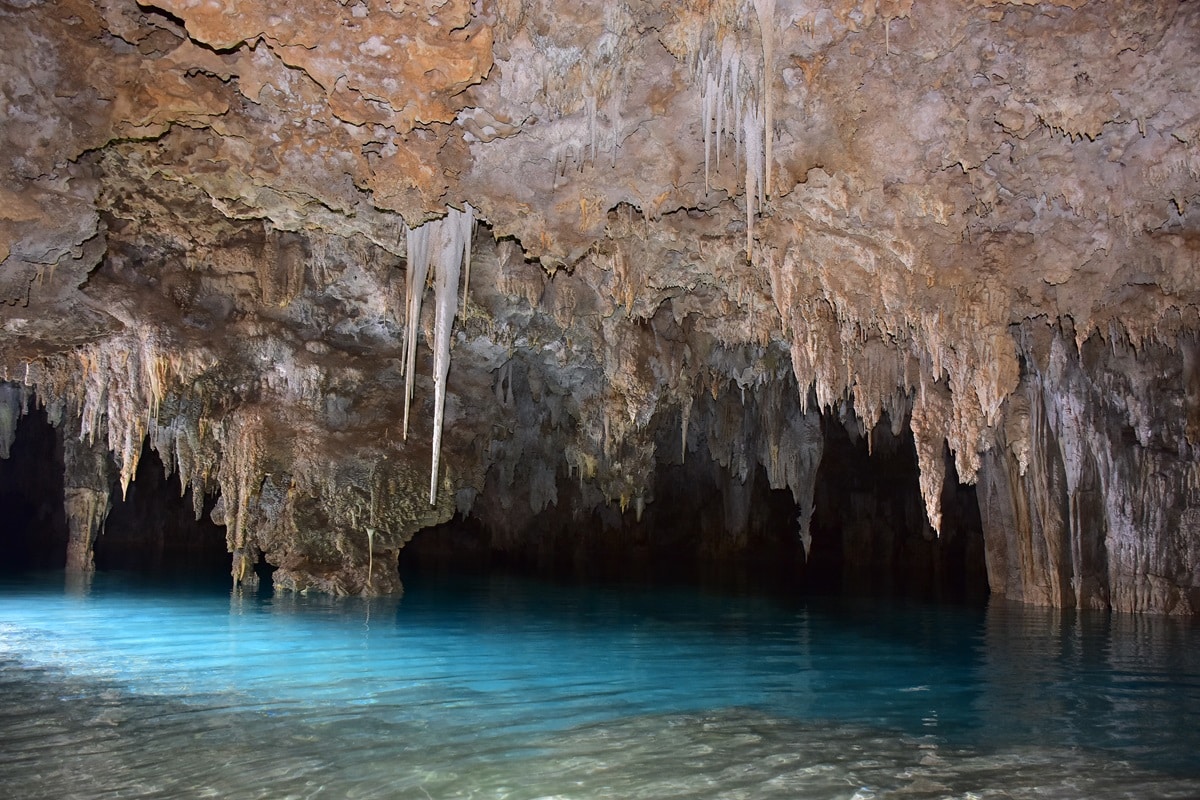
0 0 1197 611
401 205 475 504
693 0 775 258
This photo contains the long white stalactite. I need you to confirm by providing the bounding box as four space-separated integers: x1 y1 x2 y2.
402 223 432 440
402 206 475 504
429 206 474 504
752 0 775 199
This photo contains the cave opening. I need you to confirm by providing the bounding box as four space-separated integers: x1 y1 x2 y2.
806 416 988 603
403 411 988 603
96 440 230 578
0 403 68 572
0 404 233 580
0 402 987 601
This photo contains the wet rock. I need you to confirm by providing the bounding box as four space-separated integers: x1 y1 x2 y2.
0 0 1197 608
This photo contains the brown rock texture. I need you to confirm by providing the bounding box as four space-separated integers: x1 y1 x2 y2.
0 0 1197 610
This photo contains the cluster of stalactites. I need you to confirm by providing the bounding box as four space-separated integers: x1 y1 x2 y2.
5 326 252 535
6 326 303 587
761 245 1022 536
212 409 265 583
20 324 210 500
401 205 475 504
693 0 776 258
696 368 822 557
529 3 635 178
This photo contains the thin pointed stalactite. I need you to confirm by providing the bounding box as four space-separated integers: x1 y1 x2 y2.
365 527 375 593
681 396 692 463
752 0 775 198
460 209 474 311
402 224 432 440
743 102 763 260
910 376 950 537
429 206 474 504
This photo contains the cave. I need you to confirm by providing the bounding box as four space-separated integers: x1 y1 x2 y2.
0 400 67 572
94 440 231 578
0 401 230 579
1 0 1197 612
806 417 987 603
2 0 1200 795
404 406 988 603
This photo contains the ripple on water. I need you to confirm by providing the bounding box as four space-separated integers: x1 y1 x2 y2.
0 573 1198 799
2 665 1197 800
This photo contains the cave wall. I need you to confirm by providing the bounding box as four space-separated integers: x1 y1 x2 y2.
0 0 1198 609
980 323 1200 614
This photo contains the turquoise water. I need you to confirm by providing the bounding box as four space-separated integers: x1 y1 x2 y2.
0 571 1198 799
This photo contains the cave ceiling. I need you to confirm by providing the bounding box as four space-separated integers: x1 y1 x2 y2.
1 0 1199 605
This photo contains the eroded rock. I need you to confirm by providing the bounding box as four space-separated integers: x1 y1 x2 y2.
0 0 1197 608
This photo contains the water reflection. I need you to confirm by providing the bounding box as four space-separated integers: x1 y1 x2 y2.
0 572 1197 799
63 570 93 597
977 599 1200 772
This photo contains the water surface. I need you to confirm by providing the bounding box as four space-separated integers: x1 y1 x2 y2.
0 571 1197 799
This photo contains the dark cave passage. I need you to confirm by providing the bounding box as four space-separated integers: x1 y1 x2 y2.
0 401 985 600
0 404 68 572
806 418 988 603
0 407 230 578
96 440 229 576
404 412 988 602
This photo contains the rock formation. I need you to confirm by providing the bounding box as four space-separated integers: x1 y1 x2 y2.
0 0 1197 612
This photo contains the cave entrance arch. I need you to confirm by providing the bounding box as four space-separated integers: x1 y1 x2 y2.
0 403 68 572
95 440 230 579
404 408 987 602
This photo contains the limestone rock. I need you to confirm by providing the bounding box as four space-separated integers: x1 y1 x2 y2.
0 0 1197 609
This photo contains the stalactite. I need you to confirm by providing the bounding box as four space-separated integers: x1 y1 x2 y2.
680 395 692 463
743 102 763 260
62 430 115 574
460 209 474 310
692 3 771 256
64 489 109 573
751 0 775 198
702 66 715 191
365 526 375 592
54 325 205 500
402 222 432 440
910 374 951 535
217 410 265 585
429 205 475 504
752 378 823 558
401 205 477 503
528 460 558 514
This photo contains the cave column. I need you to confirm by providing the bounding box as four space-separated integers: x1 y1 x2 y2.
63 433 114 573
977 381 1074 608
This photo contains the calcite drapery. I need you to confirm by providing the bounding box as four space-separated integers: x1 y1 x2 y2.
980 323 1200 614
